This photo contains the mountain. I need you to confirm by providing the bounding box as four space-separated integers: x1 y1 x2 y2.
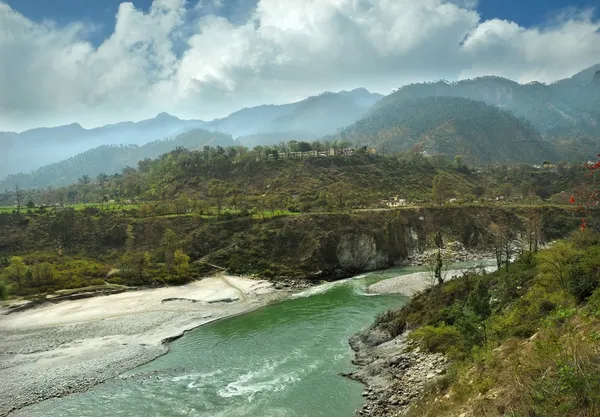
0 129 237 190
0 114 207 181
340 96 557 164
0 89 382 181
205 88 384 141
377 65 600 140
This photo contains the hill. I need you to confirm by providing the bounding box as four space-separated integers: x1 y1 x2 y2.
0 113 207 180
374 65 600 141
0 89 382 181
0 129 237 189
339 96 557 164
206 88 383 140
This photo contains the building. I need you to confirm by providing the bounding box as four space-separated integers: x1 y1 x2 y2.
381 196 407 208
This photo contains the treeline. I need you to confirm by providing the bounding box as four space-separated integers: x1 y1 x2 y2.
0 144 590 216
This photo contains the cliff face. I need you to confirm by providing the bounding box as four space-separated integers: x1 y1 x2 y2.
201 206 577 280
0 205 579 285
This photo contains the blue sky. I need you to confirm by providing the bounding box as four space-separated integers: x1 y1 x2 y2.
5 0 599 45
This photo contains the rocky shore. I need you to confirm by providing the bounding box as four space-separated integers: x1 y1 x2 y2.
345 329 447 417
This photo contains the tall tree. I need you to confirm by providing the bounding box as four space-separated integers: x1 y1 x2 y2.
15 185 22 213
208 179 228 215
5 256 27 291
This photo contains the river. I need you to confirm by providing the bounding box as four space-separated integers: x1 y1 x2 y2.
14 265 482 417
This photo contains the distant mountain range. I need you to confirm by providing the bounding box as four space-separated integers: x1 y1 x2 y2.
0 130 238 190
0 88 383 183
1 64 599 188
377 64 600 139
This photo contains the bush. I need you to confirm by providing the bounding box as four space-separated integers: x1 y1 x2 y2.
89 278 106 286
566 246 600 302
409 324 462 354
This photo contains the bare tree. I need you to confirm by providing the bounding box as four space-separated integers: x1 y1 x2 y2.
490 218 520 272
524 209 542 253
15 185 22 213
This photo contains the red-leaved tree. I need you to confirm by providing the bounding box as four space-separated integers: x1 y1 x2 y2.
570 155 600 231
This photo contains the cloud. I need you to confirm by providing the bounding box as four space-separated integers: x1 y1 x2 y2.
0 0 599 131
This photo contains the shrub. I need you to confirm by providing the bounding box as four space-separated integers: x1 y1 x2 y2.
89 278 106 286
409 324 462 354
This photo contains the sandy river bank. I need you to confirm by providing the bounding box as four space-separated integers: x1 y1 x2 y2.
0 275 284 417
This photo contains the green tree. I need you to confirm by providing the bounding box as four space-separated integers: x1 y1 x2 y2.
5 256 27 291
173 249 191 278
120 251 151 282
432 173 452 206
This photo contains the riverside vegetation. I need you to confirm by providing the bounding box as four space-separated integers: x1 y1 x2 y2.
349 158 600 417
0 145 589 299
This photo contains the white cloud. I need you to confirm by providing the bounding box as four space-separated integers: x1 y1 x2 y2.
0 0 599 131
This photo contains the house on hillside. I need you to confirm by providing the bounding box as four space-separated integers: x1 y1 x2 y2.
381 196 407 208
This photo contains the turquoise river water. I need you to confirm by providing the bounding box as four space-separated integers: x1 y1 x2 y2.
16 265 473 417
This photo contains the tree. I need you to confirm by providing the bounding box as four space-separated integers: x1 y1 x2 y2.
524 209 542 253
208 179 228 215
490 218 519 272
26 200 35 209
432 173 452 206
537 241 575 290
426 232 453 287
454 155 464 168
15 185 22 213
5 256 27 291
570 155 600 231
328 182 351 212
120 251 151 282
173 249 191 278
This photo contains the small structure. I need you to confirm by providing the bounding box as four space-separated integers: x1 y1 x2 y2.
382 196 407 208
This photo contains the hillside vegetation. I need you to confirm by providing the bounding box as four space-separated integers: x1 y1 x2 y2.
367 229 600 417
339 97 557 164
377 65 600 139
0 145 589 211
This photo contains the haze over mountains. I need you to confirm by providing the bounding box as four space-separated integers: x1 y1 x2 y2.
1 64 599 190
0 88 383 183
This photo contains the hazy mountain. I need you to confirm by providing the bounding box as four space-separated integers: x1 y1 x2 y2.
206 88 384 140
0 89 382 181
340 96 557 165
0 114 207 181
0 129 237 190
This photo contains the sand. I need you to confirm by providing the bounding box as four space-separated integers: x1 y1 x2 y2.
0 275 282 417
368 265 498 297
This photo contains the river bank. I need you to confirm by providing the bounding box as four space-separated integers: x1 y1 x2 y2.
0 275 285 417
345 264 496 416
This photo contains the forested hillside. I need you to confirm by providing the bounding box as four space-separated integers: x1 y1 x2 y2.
374 65 600 140
0 144 589 215
339 97 557 164
0 130 238 190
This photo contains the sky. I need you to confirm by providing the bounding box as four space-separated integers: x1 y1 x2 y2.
1 0 600 132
